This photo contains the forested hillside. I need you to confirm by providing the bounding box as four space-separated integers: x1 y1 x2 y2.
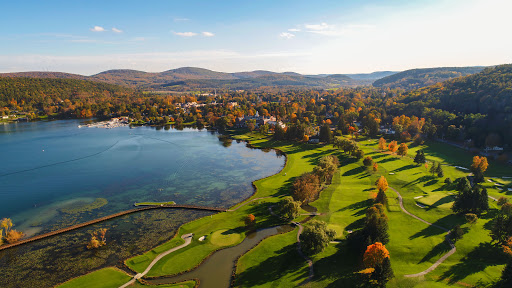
373 66 485 90
0 77 137 118
395 64 512 147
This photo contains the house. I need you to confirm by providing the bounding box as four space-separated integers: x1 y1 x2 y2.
485 146 504 152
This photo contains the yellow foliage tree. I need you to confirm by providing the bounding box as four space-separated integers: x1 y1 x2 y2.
5 230 24 244
303 135 309 142
375 176 388 192
373 163 379 172
363 242 390 268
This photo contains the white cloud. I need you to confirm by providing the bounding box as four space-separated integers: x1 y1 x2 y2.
174 18 190 22
90 26 105 32
288 28 301 32
279 32 295 39
112 28 123 33
202 32 215 37
173 32 197 37
304 23 332 31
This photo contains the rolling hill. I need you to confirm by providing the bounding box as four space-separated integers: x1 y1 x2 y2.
373 66 486 90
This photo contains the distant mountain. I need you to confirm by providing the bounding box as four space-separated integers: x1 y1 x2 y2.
373 66 486 90
1 67 377 90
346 71 397 80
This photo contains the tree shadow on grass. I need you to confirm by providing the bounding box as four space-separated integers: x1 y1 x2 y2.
424 179 439 187
409 215 462 239
438 242 507 285
234 243 310 287
425 195 455 211
402 175 436 188
419 241 452 263
378 157 398 164
343 166 366 176
409 224 447 240
392 164 417 173
338 199 373 213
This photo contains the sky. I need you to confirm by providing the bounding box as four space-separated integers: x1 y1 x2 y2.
0 0 511 75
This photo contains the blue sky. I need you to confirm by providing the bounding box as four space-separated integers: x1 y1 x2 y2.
1 0 510 75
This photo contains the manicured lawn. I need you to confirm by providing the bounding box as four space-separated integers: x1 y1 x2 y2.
131 280 197 288
57 267 131 288
234 228 311 287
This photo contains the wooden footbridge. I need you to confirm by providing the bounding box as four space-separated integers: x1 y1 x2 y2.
0 204 227 251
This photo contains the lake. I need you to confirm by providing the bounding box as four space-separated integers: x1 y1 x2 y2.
0 120 284 287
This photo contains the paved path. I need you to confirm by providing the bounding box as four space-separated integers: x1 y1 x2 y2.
119 233 193 288
389 186 457 277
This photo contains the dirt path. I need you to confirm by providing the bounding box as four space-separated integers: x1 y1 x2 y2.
389 186 457 277
119 233 193 288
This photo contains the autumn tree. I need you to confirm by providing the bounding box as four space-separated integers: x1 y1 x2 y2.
373 163 379 172
292 172 320 204
5 230 24 244
245 214 256 227
375 176 388 193
378 137 387 151
471 156 489 183
388 141 398 153
87 228 108 249
396 143 408 157
313 155 339 183
363 242 390 268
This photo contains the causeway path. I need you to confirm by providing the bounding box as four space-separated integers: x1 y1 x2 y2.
119 233 194 288
389 186 457 277
0 205 225 251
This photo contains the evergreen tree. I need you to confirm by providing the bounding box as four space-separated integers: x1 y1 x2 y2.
319 123 333 143
372 257 394 287
500 262 512 287
436 163 444 178
375 189 388 206
429 161 437 176
414 150 426 165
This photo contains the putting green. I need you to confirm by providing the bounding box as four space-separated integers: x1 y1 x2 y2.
210 229 242 246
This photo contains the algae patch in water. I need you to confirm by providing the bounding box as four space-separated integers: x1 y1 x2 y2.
59 198 108 214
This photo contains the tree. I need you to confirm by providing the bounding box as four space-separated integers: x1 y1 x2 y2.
491 213 512 245
430 161 437 176
452 182 489 214
372 257 394 287
279 196 301 220
364 204 389 245
498 197 509 206
353 149 365 160
502 203 512 216
373 163 379 172
471 156 489 183
378 138 387 151
313 155 338 183
1 218 13 235
363 156 373 167
465 213 478 225
375 176 388 193
245 214 256 227
375 189 388 206
292 172 320 204
414 150 426 165
450 225 464 242
86 228 108 249
363 242 390 268
436 163 444 178
302 134 309 142
319 123 333 143
5 230 24 244
388 141 398 153
396 143 408 157
299 220 336 255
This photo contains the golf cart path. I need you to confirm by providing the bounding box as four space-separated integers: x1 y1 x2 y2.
389 186 457 278
119 233 193 288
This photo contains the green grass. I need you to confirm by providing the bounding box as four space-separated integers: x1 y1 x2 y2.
234 229 310 287
210 229 242 246
56 267 131 288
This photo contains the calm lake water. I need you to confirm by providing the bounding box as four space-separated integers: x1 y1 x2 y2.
0 120 285 288
0 120 284 235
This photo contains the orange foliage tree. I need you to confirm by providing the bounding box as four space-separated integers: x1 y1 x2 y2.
363 242 390 268
245 214 256 226
373 163 379 172
378 138 387 151
471 156 488 183
388 141 398 153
